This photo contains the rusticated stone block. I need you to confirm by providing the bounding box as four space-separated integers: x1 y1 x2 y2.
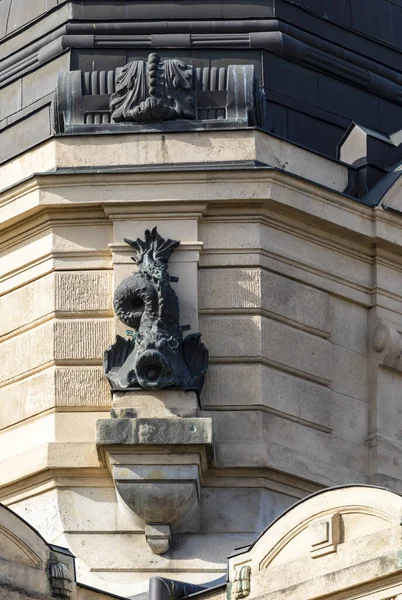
0 370 54 430
200 315 331 384
55 271 112 313
331 297 368 355
0 80 22 122
199 268 331 336
0 319 113 385
0 271 112 339
332 345 367 401
0 367 111 431
202 363 331 431
54 319 113 361
0 321 54 384
0 274 54 338
55 367 111 407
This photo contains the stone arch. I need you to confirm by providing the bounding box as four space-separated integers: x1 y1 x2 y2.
228 485 402 600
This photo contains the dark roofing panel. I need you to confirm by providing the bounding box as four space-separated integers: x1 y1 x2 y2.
295 0 353 26
69 0 275 21
290 0 402 52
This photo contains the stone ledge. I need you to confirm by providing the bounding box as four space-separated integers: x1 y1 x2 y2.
96 417 213 447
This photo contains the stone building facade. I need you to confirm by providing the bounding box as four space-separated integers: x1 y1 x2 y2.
2 1 402 599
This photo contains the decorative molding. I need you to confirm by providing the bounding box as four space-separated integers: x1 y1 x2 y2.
145 524 171 556
309 513 341 558
55 62 255 132
233 565 251 600
2 22 402 113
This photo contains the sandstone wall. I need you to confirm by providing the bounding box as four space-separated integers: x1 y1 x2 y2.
0 130 400 597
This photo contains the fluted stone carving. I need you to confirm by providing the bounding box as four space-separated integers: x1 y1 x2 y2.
48 559 73 599
233 566 251 600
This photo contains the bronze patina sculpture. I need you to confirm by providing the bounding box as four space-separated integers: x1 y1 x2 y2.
104 228 208 393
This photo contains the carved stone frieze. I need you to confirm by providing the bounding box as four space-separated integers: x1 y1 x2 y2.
104 227 208 393
110 53 194 123
55 62 256 132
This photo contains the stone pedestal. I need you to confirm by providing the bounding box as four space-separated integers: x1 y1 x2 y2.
96 413 213 555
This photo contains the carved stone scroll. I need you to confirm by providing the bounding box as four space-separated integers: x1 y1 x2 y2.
372 323 402 371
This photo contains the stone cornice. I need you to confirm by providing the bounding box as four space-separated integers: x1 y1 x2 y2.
0 167 375 242
3 14 402 100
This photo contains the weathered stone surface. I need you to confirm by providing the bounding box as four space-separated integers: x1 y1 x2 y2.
96 418 212 447
0 412 107 461
0 322 54 384
0 367 110 431
330 392 368 445
22 55 69 108
210 410 368 479
0 105 51 165
200 315 332 383
200 268 331 336
55 367 111 407
203 364 331 431
0 370 54 430
331 345 368 401
113 464 200 527
199 488 294 534
112 390 198 418
0 80 22 122
0 274 54 338
331 297 368 354
228 487 402 600
54 319 113 361
55 271 113 313
0 271 112 339
0 320 113 385
199 221 372 300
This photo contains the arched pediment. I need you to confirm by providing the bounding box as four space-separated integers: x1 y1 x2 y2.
0 504 48 568
0 502 76 599
228 486 402 600
0 524 42 568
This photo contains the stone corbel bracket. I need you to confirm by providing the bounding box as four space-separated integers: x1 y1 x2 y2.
96 417 213 555
372 323 402 371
